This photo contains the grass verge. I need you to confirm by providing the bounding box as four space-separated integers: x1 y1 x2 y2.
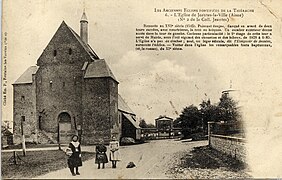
2 150 95 179
170 145 251 179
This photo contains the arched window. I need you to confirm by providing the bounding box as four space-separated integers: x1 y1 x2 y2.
58 112 71 123
68 48 72 55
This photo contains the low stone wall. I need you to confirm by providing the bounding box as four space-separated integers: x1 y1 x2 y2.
209 134 246 163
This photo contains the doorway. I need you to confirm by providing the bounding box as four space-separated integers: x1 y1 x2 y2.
58 112 72 144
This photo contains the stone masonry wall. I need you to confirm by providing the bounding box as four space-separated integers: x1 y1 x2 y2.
13 81 37 144
210 134 247 163
35 21 91 136
109 78 120 141
82 78 112 145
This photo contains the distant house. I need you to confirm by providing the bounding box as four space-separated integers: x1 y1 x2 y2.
155 116 174 137
118 95 141 141
1 127 13 147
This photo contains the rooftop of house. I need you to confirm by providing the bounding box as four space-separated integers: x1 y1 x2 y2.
155 115 174 121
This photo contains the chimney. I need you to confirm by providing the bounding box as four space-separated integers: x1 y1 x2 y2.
80 10 88 44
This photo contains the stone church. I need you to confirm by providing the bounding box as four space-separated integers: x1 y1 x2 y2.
13 12 140 145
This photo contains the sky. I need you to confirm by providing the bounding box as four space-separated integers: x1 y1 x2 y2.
2 0 282 176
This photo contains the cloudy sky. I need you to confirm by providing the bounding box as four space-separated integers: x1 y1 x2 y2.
2 0 282 176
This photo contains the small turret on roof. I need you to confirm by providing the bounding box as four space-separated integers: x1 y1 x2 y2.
80 10 88 22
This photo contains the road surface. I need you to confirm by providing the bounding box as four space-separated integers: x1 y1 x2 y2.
36 139 208 179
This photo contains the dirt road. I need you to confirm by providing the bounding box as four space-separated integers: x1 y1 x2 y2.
36 139 208 179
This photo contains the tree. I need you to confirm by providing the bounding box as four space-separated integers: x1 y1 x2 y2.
199 99 221 133
199 94 241 134
139 119 155 128
217 93 241 122
146 123 155 128
175 105 202 138
139 119 147 128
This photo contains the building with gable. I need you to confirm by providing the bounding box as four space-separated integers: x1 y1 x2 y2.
13 12 139 145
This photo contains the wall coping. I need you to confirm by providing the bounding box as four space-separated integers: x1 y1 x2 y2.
211 134 246 143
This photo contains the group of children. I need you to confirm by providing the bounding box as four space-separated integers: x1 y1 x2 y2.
67 135 121 176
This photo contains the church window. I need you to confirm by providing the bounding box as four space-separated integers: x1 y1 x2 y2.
39 116 42 130
21 116 25 122
68 48 72 55
21 96 25 101
53 50 57 57
115 102 118 113
73 77 77 85
63 82 65 87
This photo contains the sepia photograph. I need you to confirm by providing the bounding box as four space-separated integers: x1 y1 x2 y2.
1 0 282 179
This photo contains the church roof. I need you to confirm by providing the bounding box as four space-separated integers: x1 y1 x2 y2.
13 66 39 85
118 94 135 115
84 59 118 82
66 22 99 60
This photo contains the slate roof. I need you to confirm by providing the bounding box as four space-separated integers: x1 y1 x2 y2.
123 113 140 129
118 94 135 115
13 66 39 85
66 22 99 60
84 59 118 82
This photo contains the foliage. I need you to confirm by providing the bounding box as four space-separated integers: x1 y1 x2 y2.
174 105 202 138
146 123 155 128
174 93 241 137
217 93 241 122
139 119 155 128
199 99 220 133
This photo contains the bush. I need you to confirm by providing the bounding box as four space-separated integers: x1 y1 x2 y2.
120 137 135 145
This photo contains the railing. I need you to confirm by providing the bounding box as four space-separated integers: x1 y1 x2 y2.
208 121 245 137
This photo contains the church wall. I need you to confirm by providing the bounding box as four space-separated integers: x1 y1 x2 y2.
13 80 37 144
82 78 113 144
36 64 83 135
35 23 91 139
13 20 122 145
109 79 120 141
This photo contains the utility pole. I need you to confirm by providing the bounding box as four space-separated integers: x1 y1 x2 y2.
58 123 61 150
21 116 26 156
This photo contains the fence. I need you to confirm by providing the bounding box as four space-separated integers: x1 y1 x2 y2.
210 121 245 137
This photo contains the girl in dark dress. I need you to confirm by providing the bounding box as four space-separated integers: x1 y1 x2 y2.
68 135 82 176
95 139 108 169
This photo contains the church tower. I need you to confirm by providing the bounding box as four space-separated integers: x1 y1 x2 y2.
80 10 88 44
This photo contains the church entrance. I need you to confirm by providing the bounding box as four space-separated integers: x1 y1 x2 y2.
58 112 72 144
